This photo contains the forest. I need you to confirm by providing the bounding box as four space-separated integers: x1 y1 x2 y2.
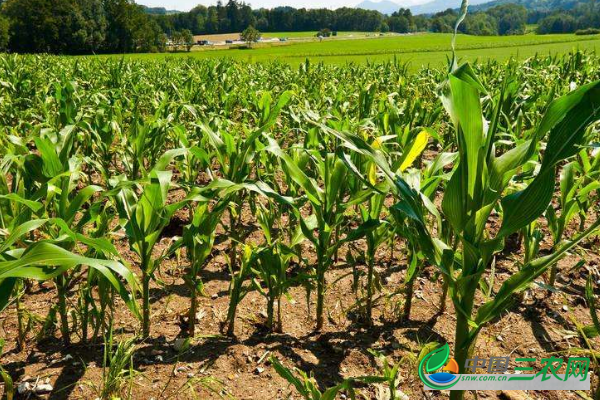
0 0 598 57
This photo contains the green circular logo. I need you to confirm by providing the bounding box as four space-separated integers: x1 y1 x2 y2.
418 343 460 390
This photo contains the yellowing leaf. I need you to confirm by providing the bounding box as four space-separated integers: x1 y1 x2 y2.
368 137 384 184
399 131 429 172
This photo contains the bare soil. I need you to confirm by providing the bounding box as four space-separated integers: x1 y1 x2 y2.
1 192 599 399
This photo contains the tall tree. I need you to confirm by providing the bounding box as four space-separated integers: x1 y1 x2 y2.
103 0 165 53
3 0 74 53
226 0 240 32
0 15 9 50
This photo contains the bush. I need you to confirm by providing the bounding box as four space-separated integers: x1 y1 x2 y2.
575 28 600 35
317 28 332 38
537 13 577 34
0 16 9 51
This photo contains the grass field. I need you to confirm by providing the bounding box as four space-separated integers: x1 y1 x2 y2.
192 31 387 43
193 31 382 42
262 31 378 39
103 32 600 69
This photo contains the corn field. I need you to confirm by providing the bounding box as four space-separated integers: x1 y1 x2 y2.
1 31 600 400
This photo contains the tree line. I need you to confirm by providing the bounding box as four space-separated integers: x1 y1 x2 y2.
153 3 388 36
534 1 600 34
0 0 166 54
153 1 530 37
0 0 599 55
155 0 600 37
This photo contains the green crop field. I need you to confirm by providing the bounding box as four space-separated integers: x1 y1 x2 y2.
106 32 600 70
4 2 600 397
3 46 600 399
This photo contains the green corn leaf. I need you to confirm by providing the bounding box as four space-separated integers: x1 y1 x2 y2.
442 65 484 200
1 218 118 257
153 148 188 172
486 140 533 204
0 242 139 318
0 194 43 213
326 158 347 213
263 136 322 205
578 181 600 199
499 80 600 237
259 91 293 131
270 357 310 398
477 218 600 325
34 137 64 178
0 278 16 314
64 185 103 224
203 179 295 206
321 385 345 400
442 166 466 233
0 219 50 253
326 219 381 259
498 170 555 238
585 275 600 338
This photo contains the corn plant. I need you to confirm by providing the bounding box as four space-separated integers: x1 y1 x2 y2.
573 147 600 223
199 91 292 275
547 148 600 270
332 128 447 321
0 162 41 349
265 135 380 330
77 201 123 342
369 350 410 400
224 245 256 337
249 200 307 333
1 132 136 345
172 202 220 338
358 195 389 324
84 104 121 183
522 220 544 266
0 339 13 400
326 62 600 400
585 275 600 400
546 162 583 285
123 103 173 180
0 235 139 342
251 242 297 333
113 151 198 337
271 356 385 400
400 67 600 400
18 129 106 344
96 326 137 400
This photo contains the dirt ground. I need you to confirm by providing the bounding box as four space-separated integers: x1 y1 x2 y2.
193 33 243 43
0 191 599 399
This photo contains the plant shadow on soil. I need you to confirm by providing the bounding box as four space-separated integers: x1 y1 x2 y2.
4 310 446 399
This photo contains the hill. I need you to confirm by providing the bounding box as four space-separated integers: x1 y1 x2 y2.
409 0 494 14
471 0 584 11
356 0 417 14
141 5 180 15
